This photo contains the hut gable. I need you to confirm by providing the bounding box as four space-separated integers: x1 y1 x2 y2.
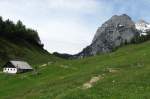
3 62 16 68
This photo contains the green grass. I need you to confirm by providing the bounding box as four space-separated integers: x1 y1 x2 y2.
0 37 62 66
1 41 150 99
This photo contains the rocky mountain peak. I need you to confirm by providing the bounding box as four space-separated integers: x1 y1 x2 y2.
135 19 150 35
111 14 131 20
92 14 135 43
76 14 139 58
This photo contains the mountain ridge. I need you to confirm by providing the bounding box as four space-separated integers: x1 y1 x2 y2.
53 14 150 59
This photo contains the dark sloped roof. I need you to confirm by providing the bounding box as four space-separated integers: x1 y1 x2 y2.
9 61 33 69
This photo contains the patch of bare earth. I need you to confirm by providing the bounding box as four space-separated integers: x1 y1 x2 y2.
40 64 47 67
59 64 78 70
60 65 69 69
82 75 104 90
106 68 120 73
82 68 120 90
39 61 53 68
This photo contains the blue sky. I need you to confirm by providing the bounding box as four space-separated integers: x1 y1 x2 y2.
0 0 150 54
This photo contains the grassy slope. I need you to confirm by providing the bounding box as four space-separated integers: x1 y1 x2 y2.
0 37 61 66
0 41 150 99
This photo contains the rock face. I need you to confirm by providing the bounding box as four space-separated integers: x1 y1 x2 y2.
135 20 150 36
76 14 139 58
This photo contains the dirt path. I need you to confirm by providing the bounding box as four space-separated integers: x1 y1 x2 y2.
82 68 120 90
82 75 104 89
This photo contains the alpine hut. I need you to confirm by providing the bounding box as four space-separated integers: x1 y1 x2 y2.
3 60 33 74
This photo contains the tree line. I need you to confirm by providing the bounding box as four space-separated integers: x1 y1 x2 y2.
0 16 43 48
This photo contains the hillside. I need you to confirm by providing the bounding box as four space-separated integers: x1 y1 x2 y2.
0 36 61 66
0 40 150 98
0 17 61 66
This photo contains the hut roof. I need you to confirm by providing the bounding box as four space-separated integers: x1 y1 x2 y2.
9 60 33 69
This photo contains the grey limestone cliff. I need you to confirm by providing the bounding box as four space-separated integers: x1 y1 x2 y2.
76 14 139 58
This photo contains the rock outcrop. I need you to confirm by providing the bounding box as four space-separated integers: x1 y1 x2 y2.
76 14 139 58
135 19 150 36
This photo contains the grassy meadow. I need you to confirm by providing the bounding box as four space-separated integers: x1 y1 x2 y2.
1 41 150 99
